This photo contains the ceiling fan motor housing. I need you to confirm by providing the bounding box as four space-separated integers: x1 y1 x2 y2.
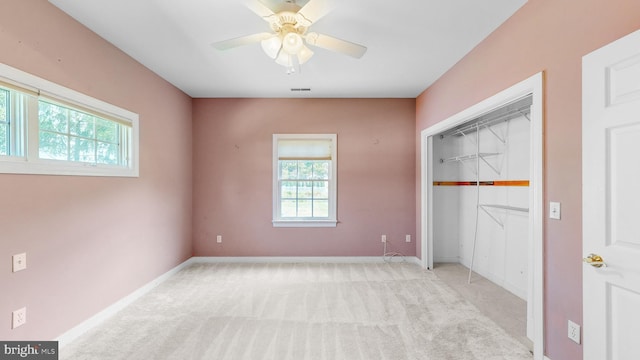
270 11 308 33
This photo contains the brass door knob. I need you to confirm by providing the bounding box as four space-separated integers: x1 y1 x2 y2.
583 253 606 268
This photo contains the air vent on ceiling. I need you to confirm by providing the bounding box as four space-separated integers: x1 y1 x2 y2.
291 88 311 92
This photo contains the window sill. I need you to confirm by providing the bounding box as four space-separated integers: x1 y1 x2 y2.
0 156 138 177
272 220 337 228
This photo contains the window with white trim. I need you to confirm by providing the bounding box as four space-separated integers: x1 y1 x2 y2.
273 134 337 227
0 63 138 177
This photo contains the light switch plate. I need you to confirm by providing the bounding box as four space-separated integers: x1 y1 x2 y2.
549 202 561 220
12 253 27 272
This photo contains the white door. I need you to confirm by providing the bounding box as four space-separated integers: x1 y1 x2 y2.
583 29 640 360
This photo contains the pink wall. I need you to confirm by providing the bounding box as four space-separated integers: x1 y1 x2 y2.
415 1 640 359
193 98 415 257
0 1 193 340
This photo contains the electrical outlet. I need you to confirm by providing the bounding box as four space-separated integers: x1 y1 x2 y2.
405 234 411 243
568 320 580 344
381 235 387 243
12 253 27 272
216 235 222 243
12 307 26 329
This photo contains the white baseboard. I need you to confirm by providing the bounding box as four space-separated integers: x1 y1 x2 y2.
57 255 421 347
434 257 459 263
56 258 192 348
190 256 422 266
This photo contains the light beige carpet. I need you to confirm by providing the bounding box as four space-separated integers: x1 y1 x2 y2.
61 262 532 359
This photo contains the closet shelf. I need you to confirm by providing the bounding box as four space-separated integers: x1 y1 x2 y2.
478 204 529 229
439 96 533 138
479 204 529 213
440 152 500 163
441 153 501 175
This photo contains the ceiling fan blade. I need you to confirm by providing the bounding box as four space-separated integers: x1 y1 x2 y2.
246 1 276 19
297 0 331 24
305 32 367 58
212 33 274 51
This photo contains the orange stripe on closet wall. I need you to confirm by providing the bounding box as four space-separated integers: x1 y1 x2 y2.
433 180 529 186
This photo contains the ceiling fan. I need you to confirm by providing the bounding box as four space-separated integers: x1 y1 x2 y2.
211 0 367 74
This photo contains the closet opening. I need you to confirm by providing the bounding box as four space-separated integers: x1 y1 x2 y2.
435 95 531 287
420 73 544 359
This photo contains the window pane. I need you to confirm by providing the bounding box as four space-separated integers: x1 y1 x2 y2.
313 200 329 217
96 118 118 143
69 111 94 138
298 161 313 179
281 200 297 217
298 200 312 217
279 161 297 180
312 161 330 179
313 181 328 199
39 131 68 160
298 181 313 199
37 100 129 167
281 181 297 198
70 137 95 163
0 124 6 156
0 89 7 155
0 89 7 120
39 101 68 133
97 141 119 165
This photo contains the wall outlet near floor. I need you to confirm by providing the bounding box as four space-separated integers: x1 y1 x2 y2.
568 320 580 344
405 234 411 243
12 253 27 272
381 235 387 243
12 307 26 329
216 235 222 243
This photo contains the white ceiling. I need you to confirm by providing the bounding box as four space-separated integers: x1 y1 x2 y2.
48 0 527 98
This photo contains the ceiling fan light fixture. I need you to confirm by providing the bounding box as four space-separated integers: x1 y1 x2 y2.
297 45 313 64
282 32 304 54
261 36 282 59
274 52 298 75
275 51 292 67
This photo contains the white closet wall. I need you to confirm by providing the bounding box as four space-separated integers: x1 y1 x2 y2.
432 103 531 300
432 137 460 263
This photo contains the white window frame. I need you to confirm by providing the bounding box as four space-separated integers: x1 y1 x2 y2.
0 63 139 177
273 134 337 228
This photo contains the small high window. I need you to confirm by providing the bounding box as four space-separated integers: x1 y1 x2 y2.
0 63 138 177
